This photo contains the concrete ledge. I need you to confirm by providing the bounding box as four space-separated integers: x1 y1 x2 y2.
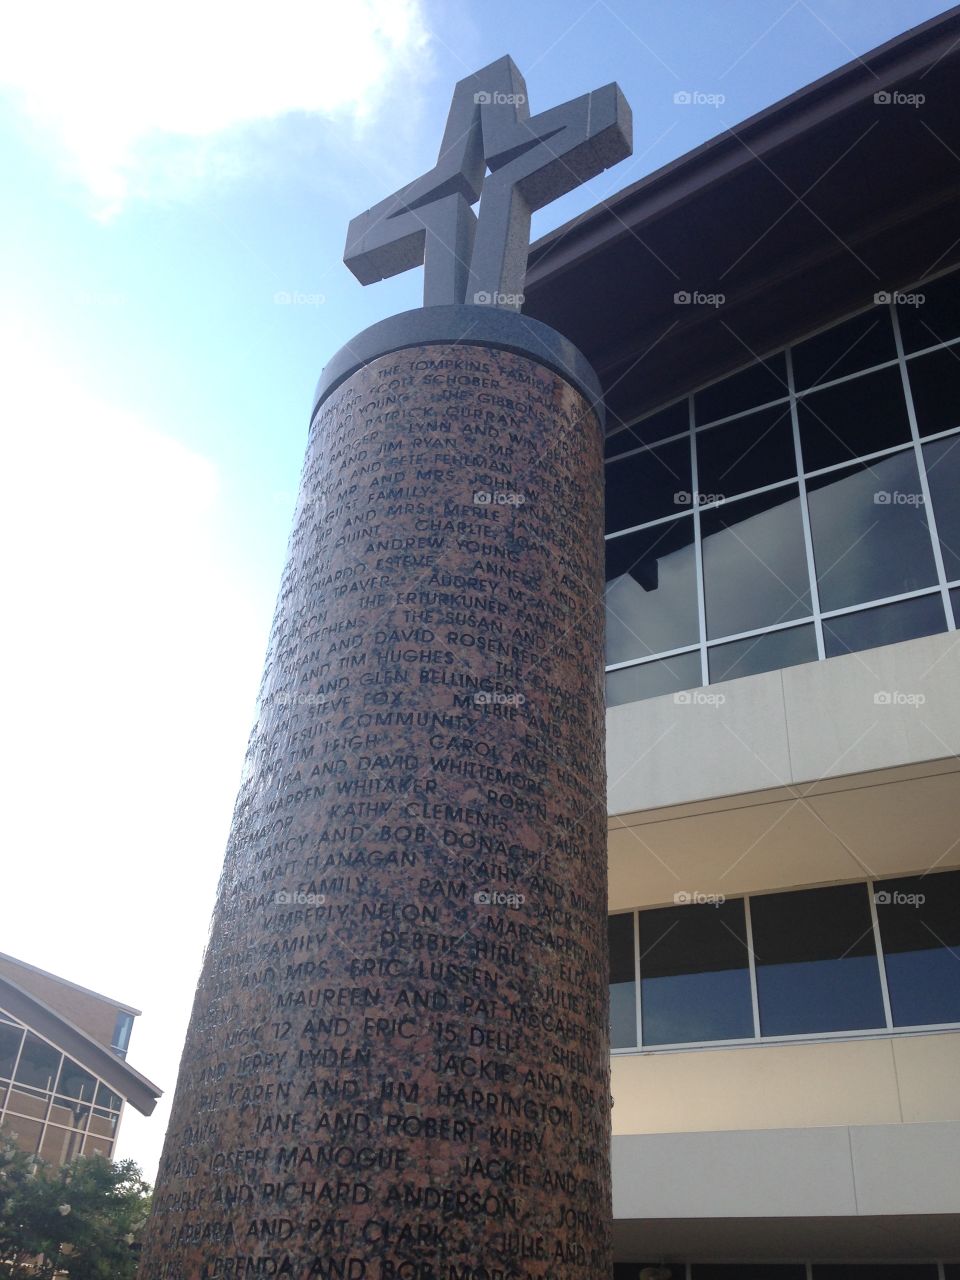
612 1120 960 1222
607 631 960 816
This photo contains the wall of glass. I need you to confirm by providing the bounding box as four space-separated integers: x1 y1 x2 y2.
605 269 960 705
0 1008 123 1162
609 868 960 1051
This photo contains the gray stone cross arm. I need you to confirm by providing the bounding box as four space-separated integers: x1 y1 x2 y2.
343 55 632 310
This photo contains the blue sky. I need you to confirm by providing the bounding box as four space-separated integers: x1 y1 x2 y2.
0 0 952 1180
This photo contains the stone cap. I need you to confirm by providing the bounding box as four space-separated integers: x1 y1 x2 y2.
312 304 604 426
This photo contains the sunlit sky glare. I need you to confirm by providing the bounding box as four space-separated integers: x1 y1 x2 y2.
0 0 952 1182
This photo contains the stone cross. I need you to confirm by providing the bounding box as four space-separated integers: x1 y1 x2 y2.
344 54 632 310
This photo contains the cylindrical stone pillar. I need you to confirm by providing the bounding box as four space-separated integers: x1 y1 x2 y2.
139 307 610 1280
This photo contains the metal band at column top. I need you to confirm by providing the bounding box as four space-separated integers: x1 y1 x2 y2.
312 304 605 426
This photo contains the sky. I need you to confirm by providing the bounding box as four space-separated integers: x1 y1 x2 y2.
0 0 954 1183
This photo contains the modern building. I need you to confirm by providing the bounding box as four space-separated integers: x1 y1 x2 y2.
523 6 960 1276
0 952 161 1166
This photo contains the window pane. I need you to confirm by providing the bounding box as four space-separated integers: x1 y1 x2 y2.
923 434 960 579
83 1134 113 1158
49 1097 90 1131
694 1268 806 1280
813 1267 938 1280
695 353 788 425
695 404 797 500
95 1083 123 1111
606 651 701 708
702 486 810 639
792 306 897 389
605 438 692 533
752 884 885 1035
609 915 637 1049
606 399 688 456
876 870 960 1026
906 346 960 437
56 1057 97 1103
14 1033 60 1093
897 269 960 352
807 451 937 612
605 520 699 661
823 594 946 659
3 1116 43 1152
0 1023 22 1078
639 899 754 1045
797 366 910 470
708 624 817 684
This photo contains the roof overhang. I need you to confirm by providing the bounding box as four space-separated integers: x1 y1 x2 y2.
0 975 161 1117
523 5 960 430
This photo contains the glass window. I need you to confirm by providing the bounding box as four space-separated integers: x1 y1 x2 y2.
751 884 886 1036
95 1082 123 1112
606 651 701 708
0 1023 23 1078
797 365 910 470
606 399 688 456
694 1268 806 1280
605 437 692 533
701 486 811 639
695 403 797 500
13 1033 61 1094
708 624 816 684
897 270 960 352
923 434 960 579
112 1011 134 1058
906 346 960 437
56 1057 98 1103
49 1096 90 1130
40 1124 83 1165
88 1109 120 1139
875 870 960 1027
3 1115 43 1152
605 519 698 662
695 354 787 425
806 451 938 612
638 898 754 1045
823 594 946 659
609 914 637 1049
813 1267 937 1280
83 1133 113 1158
792 306 897 389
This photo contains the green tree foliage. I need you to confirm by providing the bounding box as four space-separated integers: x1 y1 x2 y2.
0 1135 151 1279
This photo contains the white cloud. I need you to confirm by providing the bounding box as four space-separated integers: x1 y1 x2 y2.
0 0 431 214
0 327 269 1178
